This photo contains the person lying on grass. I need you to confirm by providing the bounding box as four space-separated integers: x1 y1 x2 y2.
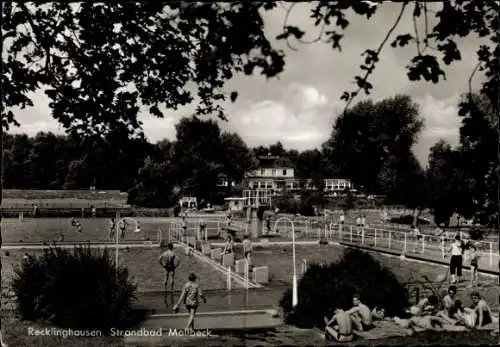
324 308 354 342
345 294 374 331
394 314 448 336
173 272 207 331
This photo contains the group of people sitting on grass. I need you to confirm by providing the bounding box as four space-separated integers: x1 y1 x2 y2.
324 287 496 342
394 285 495 335
323 294 385 342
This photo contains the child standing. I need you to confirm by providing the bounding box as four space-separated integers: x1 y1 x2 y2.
469 244 479 287
242 235 253 267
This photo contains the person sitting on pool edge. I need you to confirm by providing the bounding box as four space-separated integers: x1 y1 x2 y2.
345 294 374 331
324 307 354 342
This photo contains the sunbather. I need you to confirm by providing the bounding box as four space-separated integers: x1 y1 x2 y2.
346 295 374 331
324 308 354 342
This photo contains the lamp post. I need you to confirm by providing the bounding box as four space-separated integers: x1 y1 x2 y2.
274 216 298 307
114 212 141 274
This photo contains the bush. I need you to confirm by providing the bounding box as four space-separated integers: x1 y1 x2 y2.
11 246 144 332
279 248 409 329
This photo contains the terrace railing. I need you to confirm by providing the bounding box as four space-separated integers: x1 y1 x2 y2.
277 220 498 272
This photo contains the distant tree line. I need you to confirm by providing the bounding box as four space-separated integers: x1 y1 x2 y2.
3 94 497 226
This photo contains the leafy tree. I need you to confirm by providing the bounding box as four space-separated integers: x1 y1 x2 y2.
378 153 427 217
323 95 423 195
426 140 460 226
219 132 258 194
457 94 499 226
127 157 178 208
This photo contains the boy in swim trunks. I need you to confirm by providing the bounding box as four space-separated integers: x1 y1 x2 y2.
242 235 252 266
173 272 207 331
469 244 479 287
346 295 374 331
324 308 354 342
470 291 493 327
159 243 180 301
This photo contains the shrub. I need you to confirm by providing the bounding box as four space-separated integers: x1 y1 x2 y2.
11 246 144 332
279 248 409 329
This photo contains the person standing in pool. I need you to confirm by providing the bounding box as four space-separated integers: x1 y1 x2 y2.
159 243 180 302
242 235 253 266
119 218 127 239
173 272 207 331
71 217 82 233
109 217 116 239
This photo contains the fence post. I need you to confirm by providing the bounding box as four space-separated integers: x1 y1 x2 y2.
362 229 365 245
421 236 425 254
388 230 392 249
305 220 308 238
489 242 493 267
158 228 162 245
227 267 232 291
374 229 378 247
350 226 353 243
440 237 445 258
404 232 407 254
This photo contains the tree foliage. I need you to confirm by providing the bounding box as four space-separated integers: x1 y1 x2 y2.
2 2 286 137
323 95 424 196
276 1 499 111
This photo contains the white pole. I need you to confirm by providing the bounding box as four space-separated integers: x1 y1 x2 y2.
158 228 162 245
388 230 392 249
362 228 365 245
292 219 298 307
205 226 208 242
115 212 120 274
227 267 232 291
421 236 425 254
305 220 308 238
489 242 493 266
245 261 249 290
404 232 407 254
374 229 377 247
350 226 353 243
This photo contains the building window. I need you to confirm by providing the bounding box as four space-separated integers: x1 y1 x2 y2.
260 169 265 175
272 169 277 176
283 169 287 175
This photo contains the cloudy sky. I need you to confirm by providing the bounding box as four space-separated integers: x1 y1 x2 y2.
10 2 487 165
